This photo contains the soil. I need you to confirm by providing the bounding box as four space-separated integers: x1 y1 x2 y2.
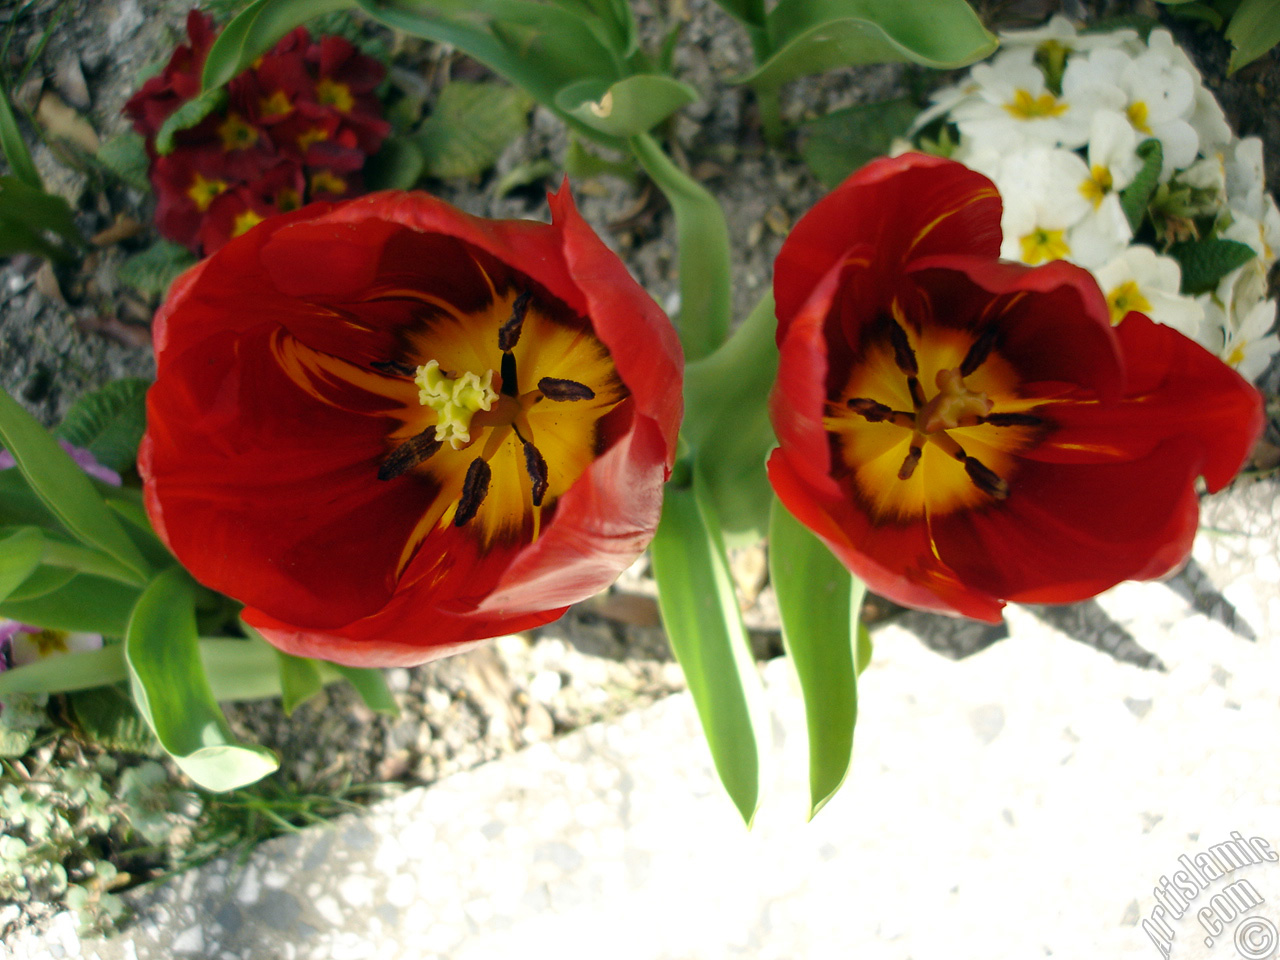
1 0 1278 941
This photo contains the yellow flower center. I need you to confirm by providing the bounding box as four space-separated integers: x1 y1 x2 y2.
1127 101 1152 134
30 629 69 658
217 113 259 151
1019 228 1071 264
1004 88 1068 120
1227 343 1247 368
414 361 498 449
1106 280 1152 325
260 89 292 118
187 172 229 212
1079 165 1113 208
275 187 302 213
316 78 355 113
309 170 347 196
826 312 1046 523
232 208 266 238
296 126 330 151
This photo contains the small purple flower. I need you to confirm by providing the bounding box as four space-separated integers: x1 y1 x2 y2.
0 619 102 671
0 439 122 486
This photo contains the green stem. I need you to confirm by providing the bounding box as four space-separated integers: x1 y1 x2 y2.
629 132 732 362
753 83 786 147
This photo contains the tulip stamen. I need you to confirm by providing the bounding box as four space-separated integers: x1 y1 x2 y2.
523 439 549 506
537 377 596 401
455 457 492 526
981 411 1044 428
898 444 923 481
500 350 519 398
372 359 416 377
498 290 532 352
927 430 1010 500
960 325 1000 377
847 397 915 429
378 429 443 481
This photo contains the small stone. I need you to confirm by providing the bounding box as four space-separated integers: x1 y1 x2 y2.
529 670 563 702
522 701 555 742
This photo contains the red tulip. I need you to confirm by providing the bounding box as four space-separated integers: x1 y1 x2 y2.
141 187 683 665
769 154 1263 622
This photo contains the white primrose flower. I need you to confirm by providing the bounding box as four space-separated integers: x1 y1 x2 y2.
1222 206 1280 269
1221 298 1280 380
950 47 1123 153
1146 29 1232 152
1093 245 1205 338
997 14 1139 52
1223 137 1276 226
992 147 1092 264
1065 43 1199 177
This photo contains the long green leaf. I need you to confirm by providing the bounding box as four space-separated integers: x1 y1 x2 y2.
0 644 129 696
650 479 767 826
630 133 732 362
741 0 997 88
201 0 357 91
0 573 141 636
557 74 698 138
708 0 767 27
0 84 42 190
331 663 399 716
1226 0 1280 74
0 388 148 582
4 565 76 603
125 568 278 790
769 497 864 818
275 650 325 715
0 175 82 248
201 636 288 701
0 527 43 604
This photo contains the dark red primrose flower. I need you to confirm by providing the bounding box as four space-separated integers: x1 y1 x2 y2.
769 154 1263 622
141 188 683 665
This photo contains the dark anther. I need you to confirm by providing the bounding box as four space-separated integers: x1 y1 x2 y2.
960 324 1000 377
377 430 442 481
498 289 532 352
907 377 927 410
898 444 923 481
982 412 1044 428
887 319 919 377
523 440 549 506
500 351 519 397
455 458 492 526
538 377 595 401
371 359 416 377
847 397 894 422
964 456 1009 500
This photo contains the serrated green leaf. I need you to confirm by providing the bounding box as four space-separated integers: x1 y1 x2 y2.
0 174 82 248
125 567 279 790
69 684 158 753
0 389 148 582
55 378 150 474
117 240 198 298
363 136 425 190
651 478 767 826
0 84 42 190
0 645 128 697
1120 138 1163 232
799 97 918 188
275 650 324 715
1170 237 1258 295
0 527 43 604
769 498 864 818
493 157 559 197
416 81 533 179
0 574 141 636
556 75 699 138
202 0 356 91
1226 0 1280 74
154 87 228 155
741 0 997 88
95 133 151 192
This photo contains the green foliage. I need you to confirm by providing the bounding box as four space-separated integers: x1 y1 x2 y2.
94 133 151 192
1169 237 1258 294
415 81 534 180
769 499 864 818
0 175 83 262
0 83 42 190
69 685 157 755
1120 138 1165 233
651 479 767 827
154 87 227 155
1225 0 1280 73
799 97 919 188
55 379 151 475
555 74 699 138
363 135 425 190
201 0 357 91
117 240 199 299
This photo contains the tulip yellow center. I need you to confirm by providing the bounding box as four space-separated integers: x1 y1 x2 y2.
826 313 1046 523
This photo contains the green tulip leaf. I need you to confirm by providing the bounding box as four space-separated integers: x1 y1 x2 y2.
415 81 533 180
0 86 42 191
799 97 919 188
708 0 767 27
0 527 43 604
1226 0 1280 75
0 175 82 248
125 568 279 791
4 564 77 603
651 478 767 826
769 497 865 818
331 663 400 717
55 378 151 474
275 650 325 715
0 573 141 637
741 0 997 88
0 388 149 582
201 0 356 92
0 644 129 697
630 133 732 361
364 135 426 190
557 75 699 137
